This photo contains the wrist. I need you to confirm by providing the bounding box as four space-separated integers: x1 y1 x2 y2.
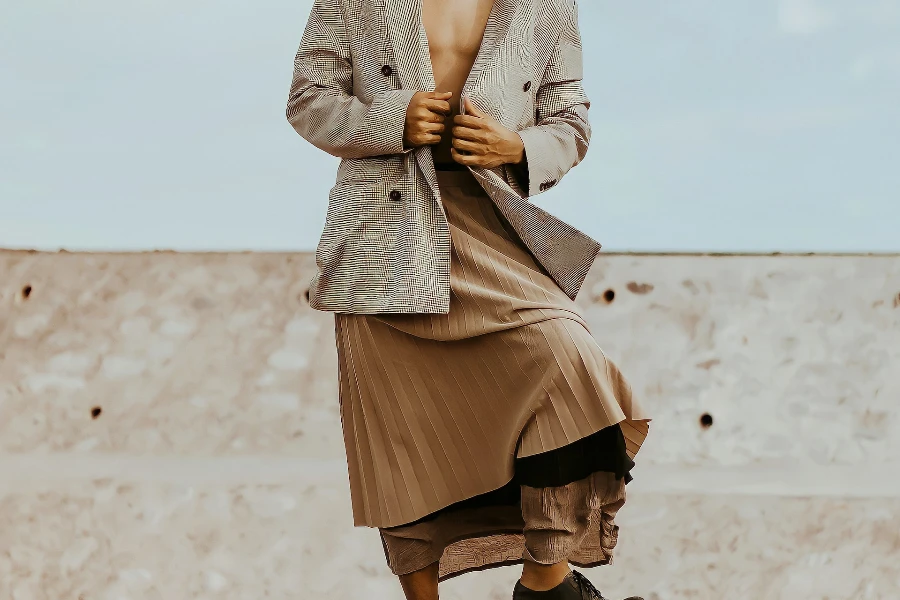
510 133 526 165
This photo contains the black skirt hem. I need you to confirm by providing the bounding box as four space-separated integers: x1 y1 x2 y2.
394 423 633 528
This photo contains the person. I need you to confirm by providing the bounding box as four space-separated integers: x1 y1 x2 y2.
286 0 652 598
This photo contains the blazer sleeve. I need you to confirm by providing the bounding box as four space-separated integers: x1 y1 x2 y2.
510 0 591 198
285 0 418 159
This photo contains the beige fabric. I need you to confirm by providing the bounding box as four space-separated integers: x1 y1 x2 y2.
379 470 627 582
288 0 600 313
334 168 651 535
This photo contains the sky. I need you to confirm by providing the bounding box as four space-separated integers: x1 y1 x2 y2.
1 0 898 252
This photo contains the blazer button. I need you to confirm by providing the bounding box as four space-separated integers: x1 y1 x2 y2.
382 64 393 76
523 80 532 92
389 189 402 201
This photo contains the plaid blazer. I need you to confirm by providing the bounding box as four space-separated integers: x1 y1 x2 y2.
286 0 599 314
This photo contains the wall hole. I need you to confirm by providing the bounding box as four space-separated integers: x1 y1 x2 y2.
603 289 615 303
91 406 102 419
626 281 654 295
303 288 310 304
21 285 32 299
699 413 713 428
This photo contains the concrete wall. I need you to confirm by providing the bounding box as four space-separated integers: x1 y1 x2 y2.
1 250 898 600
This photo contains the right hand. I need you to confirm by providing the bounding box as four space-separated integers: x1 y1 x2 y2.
403 91 452 149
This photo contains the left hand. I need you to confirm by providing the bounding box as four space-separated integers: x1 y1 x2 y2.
450 96 525 169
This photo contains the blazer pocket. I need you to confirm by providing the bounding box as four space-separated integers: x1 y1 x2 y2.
315 180 405 274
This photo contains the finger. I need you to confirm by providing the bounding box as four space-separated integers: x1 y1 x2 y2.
417 110 444 125
428 90 453 98
451 137 481 154
450 147 481 166
414 132 441 146
415 109 444 126
422 99 452 115
453 114 484 128
451 125 482 142
423 121 445 134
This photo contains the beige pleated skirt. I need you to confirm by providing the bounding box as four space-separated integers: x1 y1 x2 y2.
333 166 651 579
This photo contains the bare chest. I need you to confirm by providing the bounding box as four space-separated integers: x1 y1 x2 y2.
421 0 495 88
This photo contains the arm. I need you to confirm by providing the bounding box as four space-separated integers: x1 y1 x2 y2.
509 0 591 198
285 0 417 159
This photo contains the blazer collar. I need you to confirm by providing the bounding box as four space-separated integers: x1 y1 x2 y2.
382 0 519 102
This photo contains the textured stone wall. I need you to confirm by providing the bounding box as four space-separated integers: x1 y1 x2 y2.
1 251 898 599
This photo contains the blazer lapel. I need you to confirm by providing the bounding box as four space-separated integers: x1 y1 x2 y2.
382 0 521 199
382 0 432 94
458 0 520 114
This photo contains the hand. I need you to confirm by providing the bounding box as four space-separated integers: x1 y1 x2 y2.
403 91 452 149
450 96 525 168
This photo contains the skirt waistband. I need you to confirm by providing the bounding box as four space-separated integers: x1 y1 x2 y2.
434 164 482 192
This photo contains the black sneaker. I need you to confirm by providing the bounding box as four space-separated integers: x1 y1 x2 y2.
567 570 644 600
512 569 643 600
